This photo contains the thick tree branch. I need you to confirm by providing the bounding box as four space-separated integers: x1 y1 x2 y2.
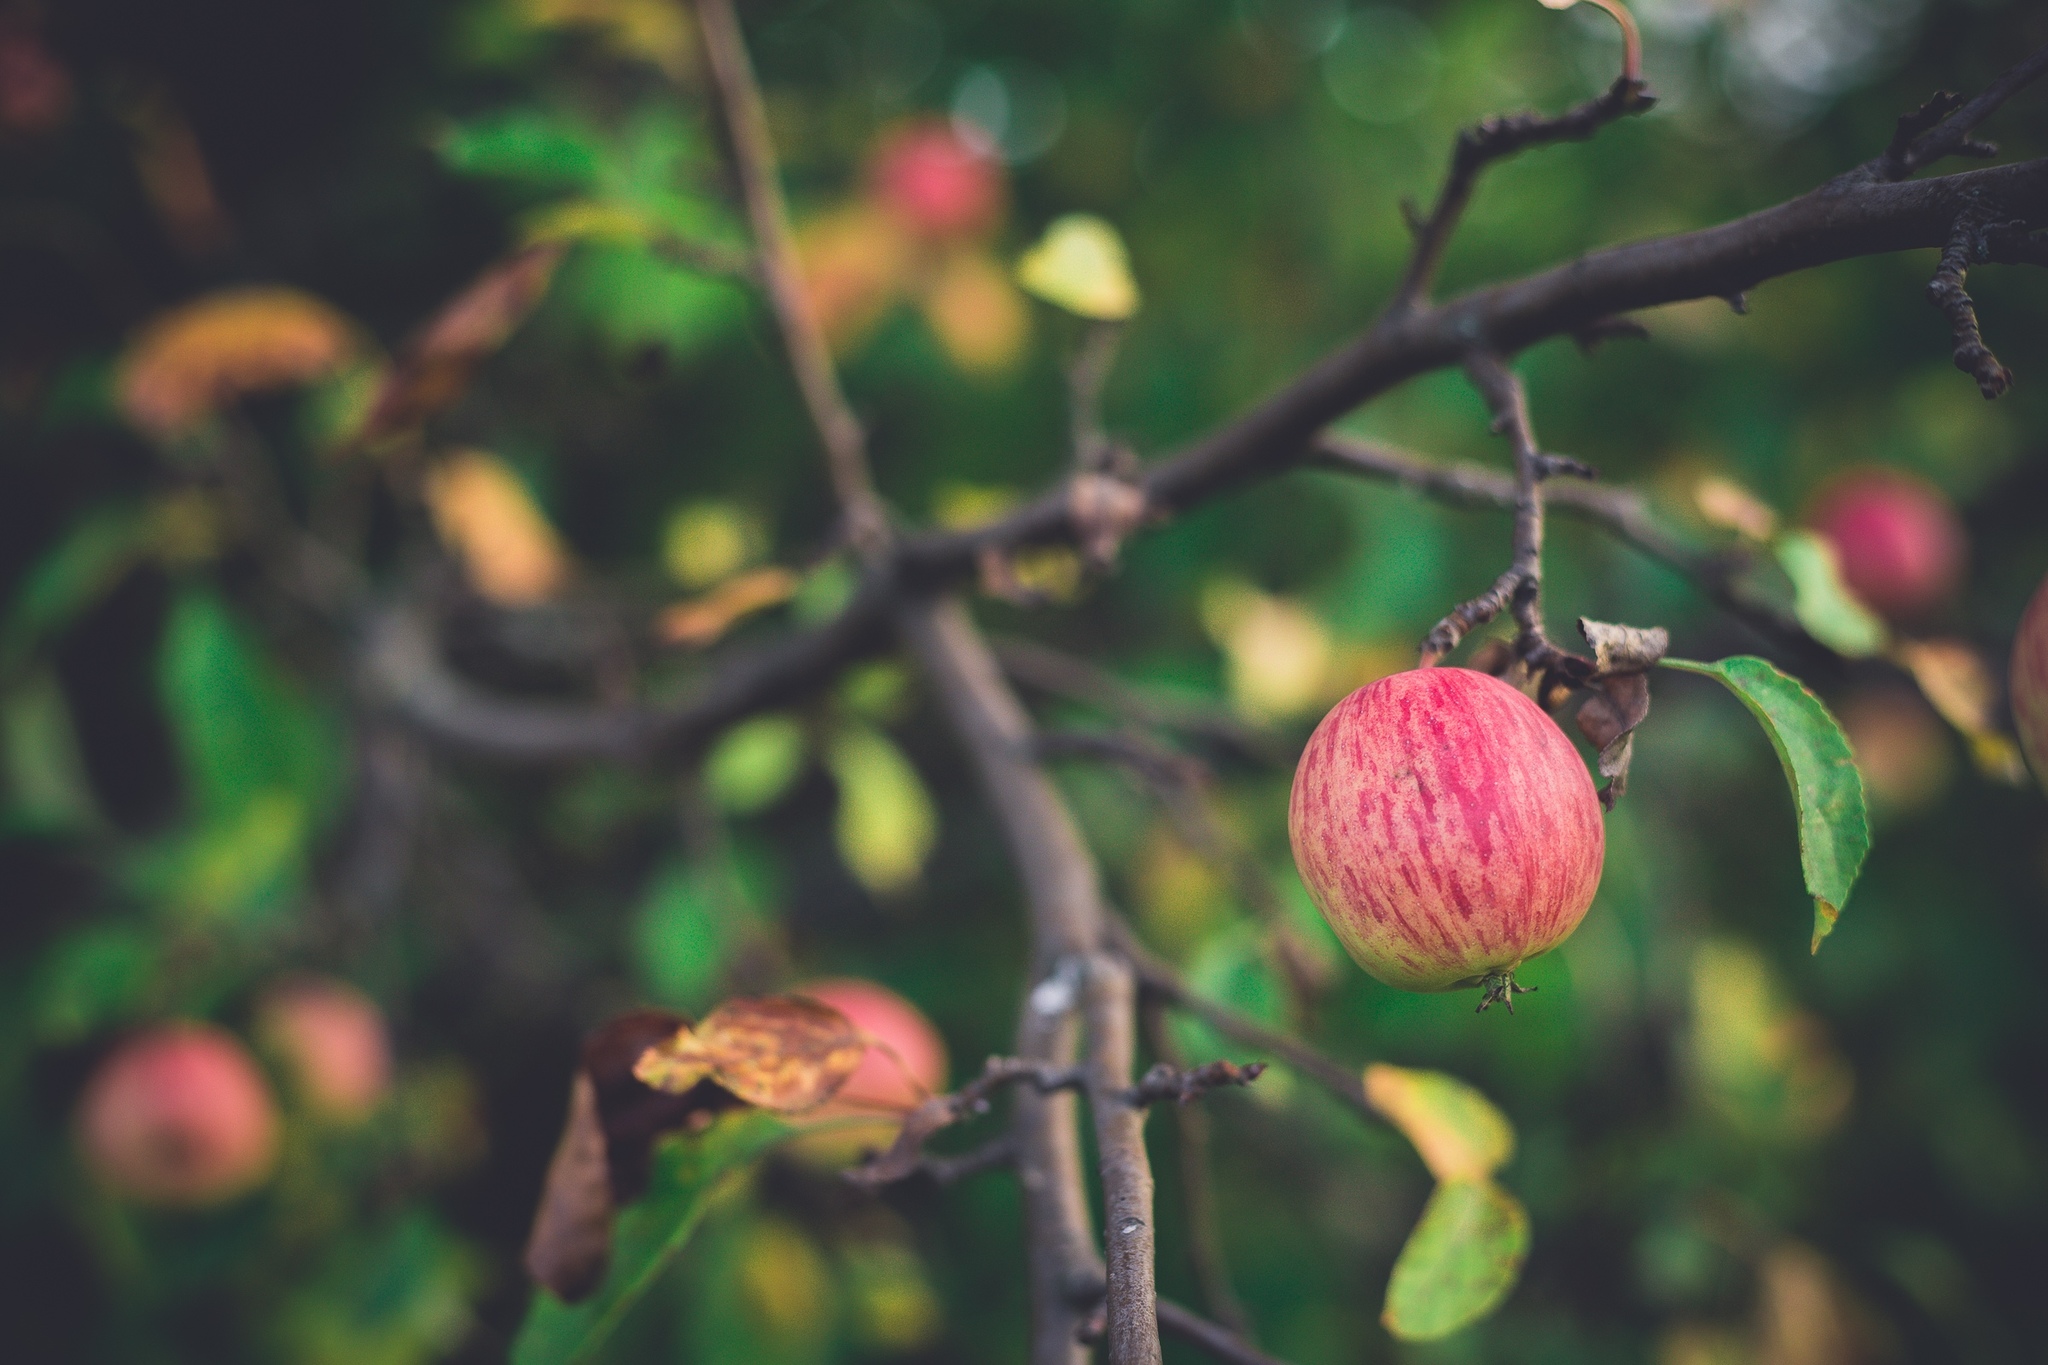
1085 953 1162 1365
692 0 887 553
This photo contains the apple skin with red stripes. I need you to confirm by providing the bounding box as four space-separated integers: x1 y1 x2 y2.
1289 668 1605 996
2013 571 2048 789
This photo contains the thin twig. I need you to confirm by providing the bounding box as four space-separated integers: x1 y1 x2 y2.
1142 1003 1252 1336
1418 352 1558 667
1887 42 2048 178
1156 1299 1297 1365
692 0 887 554
846 1057 1088 1188
1927 210 2015 398
1071 321 1127 474
1389 74 1654 314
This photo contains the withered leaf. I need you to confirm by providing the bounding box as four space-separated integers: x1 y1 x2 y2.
523 1071 615 1302
654 566 800 647
1578 618 1669 676
635 995 866 1114
360 243 566 443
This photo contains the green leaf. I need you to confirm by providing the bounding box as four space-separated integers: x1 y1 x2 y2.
439 109 604 187
1 668 99 833
1773 531 1888 657
1016 215 1139 320
703 716 808 815
1 506 149 672
824 726 937 898
632 860 757 1010
1382 1179 1530 1341
1363 1065 1515 1183
1662 656 1870 951
512 1110 791 1365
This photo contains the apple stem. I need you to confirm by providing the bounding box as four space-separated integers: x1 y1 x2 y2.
1475 971 1536 1014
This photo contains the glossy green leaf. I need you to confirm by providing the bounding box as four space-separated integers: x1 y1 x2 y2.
512 1110 791 1365
1663 656 1869 951
1383 1179 1530 1341
824 726 937 897
1774 531 1888 657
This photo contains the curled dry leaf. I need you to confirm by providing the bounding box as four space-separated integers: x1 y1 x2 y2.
361 243 567 444
117 287 359 438
424 450 572 606
1575 618 1669 808
654 566 800 647
1364 1064 1515 1183
1067 473 1148 567
524 1071 613 1302
634 995 867 1113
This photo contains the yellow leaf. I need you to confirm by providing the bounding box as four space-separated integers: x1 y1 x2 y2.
1364 1064 1515 1182
633 996 867 1112
521 198 661 250
1016 214 1139 320
654 567 800 647
1693 475 1779 541
826 727 938 897
424 450 571 606
117 287 359 438
1200 578 1335 722
920 248 1029 374
662 499 767 588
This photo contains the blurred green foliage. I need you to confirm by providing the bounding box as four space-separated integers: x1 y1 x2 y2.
2 0 2046 1362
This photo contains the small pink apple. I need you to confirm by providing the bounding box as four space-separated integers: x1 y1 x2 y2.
76 1023 280 1206
256 976 393 1123
869 122 1004 241
1808 469 1966 622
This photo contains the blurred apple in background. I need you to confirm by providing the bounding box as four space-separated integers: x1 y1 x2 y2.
1807 469 1966 622
786 979 948 1165
76 1024 280 1206
868 121 1004 242
1837 686 1955 819
256 976 393 1124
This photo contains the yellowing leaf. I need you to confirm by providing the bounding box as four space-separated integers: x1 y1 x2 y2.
1016 215 1139 320
662 499 767 588
521 198 663 250
1694 475 1779 541
633 996 867 1112
920 249 1029 374
799 204 914 352
117 287 359 437
703 716 808 816
1892 638 2030 784
1364 1064 1516 1183
1201 578 1335 722
1382 1179 1530 1341
654 567 799 647
1687 940 1853 1142
826 726 938 897
425 450 571 606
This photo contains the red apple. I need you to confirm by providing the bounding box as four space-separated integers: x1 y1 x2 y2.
2012 570 2048 789
255 976 392 1123
796 978 948 1114
1289 668 1605 1006
869 121 1004 241
1807 469 1966 622
76 1023 280 1206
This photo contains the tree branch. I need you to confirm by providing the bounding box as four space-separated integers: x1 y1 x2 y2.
1390 73 1654 314
1085 953 1162 1365
1156 1299 1296 1365
1886 41 2048 179
692 0 887 553
1927 209 2015 397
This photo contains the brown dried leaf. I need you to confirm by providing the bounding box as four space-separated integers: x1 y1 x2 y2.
524 1070 615 1302
1067 473 1148 566
1578 617 1670 676
1576 662 1653 810
117 287 359 437
634 996 866 1114
361 244 567 442
654 567 800 647
582 1009 740 1202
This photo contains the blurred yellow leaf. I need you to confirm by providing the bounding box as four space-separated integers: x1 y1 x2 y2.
825 726 937 897
931 482 1020 530
1364 1064 1516 1182
735 1218 837 1348
520 198 661 250
1687 941 1852 1142
1016 214 1139 320
1201 578 1335 722
799 203 914 352
634 995 867 1112
662 499 767 588
424 450 571 606
1891 638 2029 784
920 248 1029 374
845 1239 943 1351
1694 475 1780 541
654 567 799 647
117 287 359 438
